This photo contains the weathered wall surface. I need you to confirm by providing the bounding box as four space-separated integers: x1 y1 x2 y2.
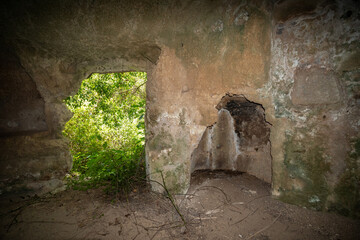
0 0 358 217
0 0 272 195
269 0 360 217
143 1 272 193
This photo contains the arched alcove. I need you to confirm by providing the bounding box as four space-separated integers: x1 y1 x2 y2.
191 93 272 183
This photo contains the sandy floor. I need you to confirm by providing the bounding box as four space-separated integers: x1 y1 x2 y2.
1 171 359 240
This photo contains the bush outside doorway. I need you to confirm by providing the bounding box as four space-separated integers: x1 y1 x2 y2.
63 72 147 192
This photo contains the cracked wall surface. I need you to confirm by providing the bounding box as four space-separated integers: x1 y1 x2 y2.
0 0 359 216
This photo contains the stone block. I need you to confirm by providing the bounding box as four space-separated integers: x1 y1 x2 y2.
291 68 341 106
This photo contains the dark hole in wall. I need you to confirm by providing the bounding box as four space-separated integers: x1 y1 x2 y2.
191 93 272 183
223 100 270 147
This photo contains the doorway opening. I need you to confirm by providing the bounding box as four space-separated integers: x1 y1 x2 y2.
190 93 272 183
63 72 147 192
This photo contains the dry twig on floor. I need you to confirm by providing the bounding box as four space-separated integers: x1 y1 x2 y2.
196 185 231 204
231 207 259 226
146 172 187 226
159 171 186 225
5 194 52 232
244 214 281 240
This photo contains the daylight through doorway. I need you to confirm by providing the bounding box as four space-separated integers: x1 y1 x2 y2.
63 72 147 192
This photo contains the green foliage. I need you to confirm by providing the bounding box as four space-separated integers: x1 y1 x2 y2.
63 72 146 192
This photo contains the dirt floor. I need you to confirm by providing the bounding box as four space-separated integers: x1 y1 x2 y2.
0 171 359 240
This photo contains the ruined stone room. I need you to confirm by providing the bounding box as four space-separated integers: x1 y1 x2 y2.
0 0 359 239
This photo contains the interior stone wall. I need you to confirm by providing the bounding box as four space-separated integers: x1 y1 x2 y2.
0 41 47 136
0 0 358 216
269 0 360 216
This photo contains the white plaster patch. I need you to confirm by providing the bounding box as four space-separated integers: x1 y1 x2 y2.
156 111 179 123
234 9 249 26
331 112 341 121
292 59 299 68
211 20 223 32
160 148 172 156
224 109 243 170
309 195 320 203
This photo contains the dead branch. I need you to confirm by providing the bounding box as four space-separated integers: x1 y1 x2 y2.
4 194 53 232
145 173 186 226
159 171 186 225
231 207 259 226
244 214 281 240
195 185 231 204
6 208 22 232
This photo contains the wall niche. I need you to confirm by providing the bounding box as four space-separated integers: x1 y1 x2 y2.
191 94 272 183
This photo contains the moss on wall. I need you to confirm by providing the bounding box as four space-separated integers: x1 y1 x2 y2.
147 125 190 194
164 164 188 194
147 130 173 152
279 131 331 211
331 138 360 218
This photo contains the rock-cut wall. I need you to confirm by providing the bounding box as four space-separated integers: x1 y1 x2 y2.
0 0 358 217
269 0 360 217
